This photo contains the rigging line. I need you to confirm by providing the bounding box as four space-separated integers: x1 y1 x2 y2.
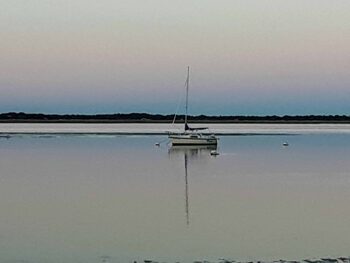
171 79 188 126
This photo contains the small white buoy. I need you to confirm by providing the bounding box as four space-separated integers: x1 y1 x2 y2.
210 150 220 156
283 142 289 146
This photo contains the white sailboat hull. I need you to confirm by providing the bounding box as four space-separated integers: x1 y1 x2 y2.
169 135 218 145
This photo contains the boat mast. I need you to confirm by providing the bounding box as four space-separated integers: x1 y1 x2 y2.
185 66 190 130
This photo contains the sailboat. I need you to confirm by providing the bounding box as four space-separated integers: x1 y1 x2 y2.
168 67 218 146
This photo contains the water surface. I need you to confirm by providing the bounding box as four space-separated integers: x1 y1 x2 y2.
0 133 350 262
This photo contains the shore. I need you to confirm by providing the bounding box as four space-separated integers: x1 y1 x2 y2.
1 123 350 135
1 119 350 124
128 258 350 263
1 113 350 124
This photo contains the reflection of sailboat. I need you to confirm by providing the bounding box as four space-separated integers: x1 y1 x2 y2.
169 145 216 226
169 145 217 157
100 256 110 263
168 67 218 146
184 152 189 226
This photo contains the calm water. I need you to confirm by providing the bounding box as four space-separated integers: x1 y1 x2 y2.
1 132 350 262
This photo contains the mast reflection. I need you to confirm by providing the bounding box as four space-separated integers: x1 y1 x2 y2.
168 145 217 226
184 152 189 225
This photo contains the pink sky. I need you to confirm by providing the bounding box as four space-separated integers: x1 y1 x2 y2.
1 0 350 115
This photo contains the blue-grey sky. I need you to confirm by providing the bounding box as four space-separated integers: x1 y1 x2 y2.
1 0 350 115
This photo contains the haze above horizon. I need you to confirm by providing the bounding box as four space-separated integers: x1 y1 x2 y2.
1 0 350 115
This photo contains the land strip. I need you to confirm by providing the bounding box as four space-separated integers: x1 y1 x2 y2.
1 112 350 123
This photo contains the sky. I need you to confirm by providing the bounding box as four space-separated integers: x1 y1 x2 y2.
1 0 350 115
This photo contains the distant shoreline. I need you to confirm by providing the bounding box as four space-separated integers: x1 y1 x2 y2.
2 120 350 124
1 112 350 124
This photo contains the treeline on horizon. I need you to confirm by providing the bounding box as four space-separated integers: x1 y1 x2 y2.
1 112 350 123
